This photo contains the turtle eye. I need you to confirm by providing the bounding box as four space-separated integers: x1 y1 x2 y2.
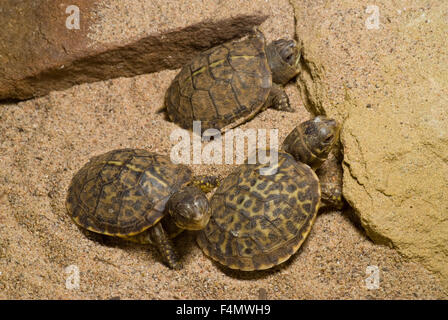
324 134 333 143
284 53 295 65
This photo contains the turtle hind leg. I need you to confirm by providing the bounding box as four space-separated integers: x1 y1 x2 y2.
266 83 295 112
80 228 117 247
148 223 182 269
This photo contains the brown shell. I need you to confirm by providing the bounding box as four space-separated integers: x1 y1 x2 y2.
197 152 321 271
66 149 192 236
165 31 272 132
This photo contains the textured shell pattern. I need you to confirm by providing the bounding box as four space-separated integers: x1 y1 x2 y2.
197 152 321 270
165 32 272 132
66 149 192 237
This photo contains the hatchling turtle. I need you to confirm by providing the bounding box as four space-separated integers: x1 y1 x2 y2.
66 148 217 269
197 116 342 271
164 29 301 135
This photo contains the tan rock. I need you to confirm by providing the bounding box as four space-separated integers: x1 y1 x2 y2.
291 0 448 288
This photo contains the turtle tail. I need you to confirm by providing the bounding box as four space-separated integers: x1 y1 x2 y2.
190 175 220 193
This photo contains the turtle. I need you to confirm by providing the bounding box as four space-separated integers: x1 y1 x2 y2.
66 148 218 269
164 29 302 135
196 116 342 271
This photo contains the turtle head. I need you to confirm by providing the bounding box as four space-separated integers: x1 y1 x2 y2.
283 116 340 170
166 186 211 231
266 39 302 85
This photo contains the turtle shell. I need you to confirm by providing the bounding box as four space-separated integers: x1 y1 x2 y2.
197 152 321 271
66 149 192 237
165 30 272 133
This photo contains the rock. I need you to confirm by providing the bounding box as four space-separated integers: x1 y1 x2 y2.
0 0 272 101
291 0 448 288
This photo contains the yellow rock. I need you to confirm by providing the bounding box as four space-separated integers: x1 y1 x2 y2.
291 0 448 290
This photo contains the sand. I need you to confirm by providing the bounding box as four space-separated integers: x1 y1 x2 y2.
0 69 446 299
0 1 447 298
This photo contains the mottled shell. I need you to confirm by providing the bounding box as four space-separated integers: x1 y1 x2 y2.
165 31 272 132
66 149 192 237
197 152 320 271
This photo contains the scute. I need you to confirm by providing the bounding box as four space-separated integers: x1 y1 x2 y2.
197 152 321 271
165 31 272 132
209 82 240 116
66 149 193 236
191 90 218 121
209 59 233 81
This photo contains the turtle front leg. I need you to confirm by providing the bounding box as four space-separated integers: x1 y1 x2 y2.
316 152 345 210
320 180 343 210
265 83 295 112
148 223 182 269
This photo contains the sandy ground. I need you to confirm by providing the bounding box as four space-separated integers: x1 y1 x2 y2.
0 0 446 299
0 68 446 299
